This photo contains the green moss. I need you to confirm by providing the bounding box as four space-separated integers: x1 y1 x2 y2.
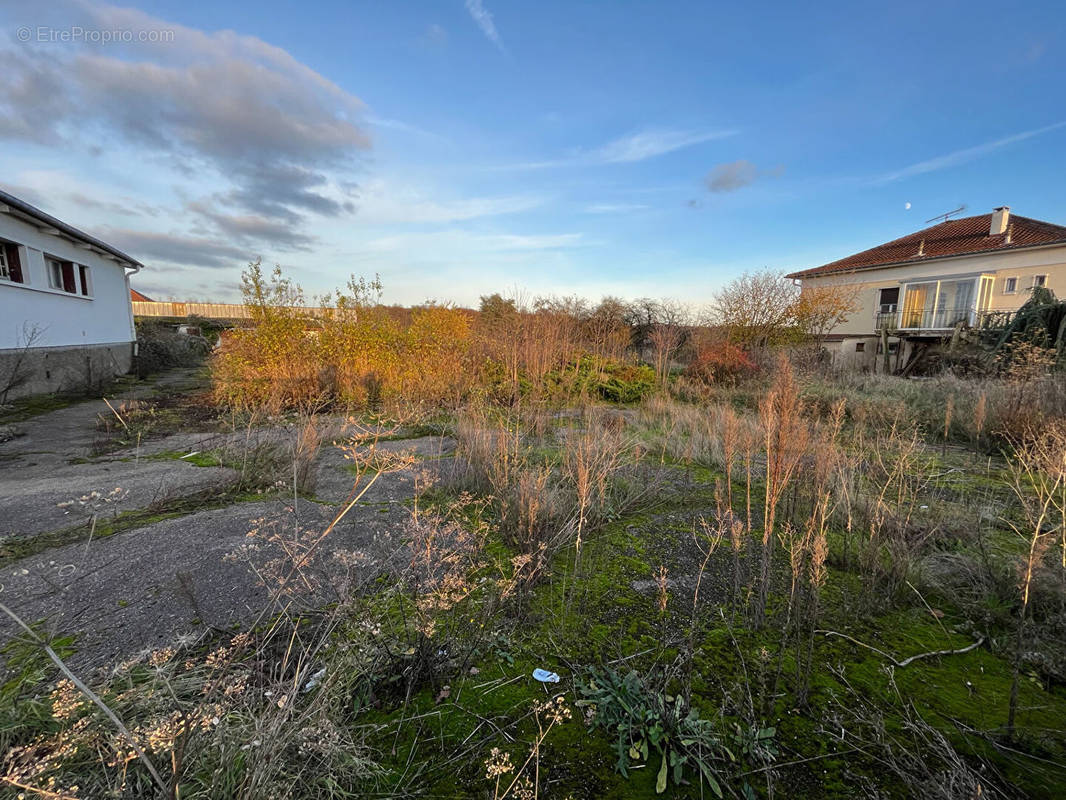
145 449 224 467
0 490 271 567
5 393 80 423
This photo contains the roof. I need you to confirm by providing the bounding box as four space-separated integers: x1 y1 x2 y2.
786 211 1066 280
0 188 144 268
130 289 154 302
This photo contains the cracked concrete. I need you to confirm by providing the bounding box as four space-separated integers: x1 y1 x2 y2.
0 369 454 672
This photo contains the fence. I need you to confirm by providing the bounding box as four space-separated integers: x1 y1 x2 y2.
132 301 333 320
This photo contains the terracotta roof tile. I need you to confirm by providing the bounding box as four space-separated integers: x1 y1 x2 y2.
787 212 1066 279
130 289 154 302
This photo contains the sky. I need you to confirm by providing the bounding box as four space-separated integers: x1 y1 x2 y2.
1 0 1065 306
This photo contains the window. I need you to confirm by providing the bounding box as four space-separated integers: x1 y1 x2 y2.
877 287 899 312
0 241 23 283
1032 274 1048 289
78 265 92 296
1004 276 1017 293
855 342 865 352
47 257 77 293
876 341 899 355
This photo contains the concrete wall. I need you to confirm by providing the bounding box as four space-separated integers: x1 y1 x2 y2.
0 211 137 351
799 244 1066 337
0 341 133 400
823 335 914 373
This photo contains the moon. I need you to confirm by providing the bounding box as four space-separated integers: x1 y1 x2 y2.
905 202 912 210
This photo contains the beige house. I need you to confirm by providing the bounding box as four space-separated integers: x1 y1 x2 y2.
786 207 1066 371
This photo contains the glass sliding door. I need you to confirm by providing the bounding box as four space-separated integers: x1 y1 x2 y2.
900 282 935 328
899 276 989 329
934 279 975 328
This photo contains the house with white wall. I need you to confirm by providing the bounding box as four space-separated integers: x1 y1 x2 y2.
0 189 144 400
786 207 1066 371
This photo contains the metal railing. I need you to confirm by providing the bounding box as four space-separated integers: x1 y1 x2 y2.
875 306 978 331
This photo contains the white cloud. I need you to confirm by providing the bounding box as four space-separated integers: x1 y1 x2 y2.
363 229 586 254
0 0 370 242
366 115 445 142
423 23 448 47
465 0 505 52
595 129 735 164
873 121 1066 184
584 203 649 214
505 128 737 170
352 179 545 224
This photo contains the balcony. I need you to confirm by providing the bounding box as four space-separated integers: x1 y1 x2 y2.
876 306 980 331
874 275 998 333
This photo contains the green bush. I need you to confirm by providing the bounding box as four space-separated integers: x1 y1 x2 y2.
542 356 656 404
577 667 776 796
134 321 210 378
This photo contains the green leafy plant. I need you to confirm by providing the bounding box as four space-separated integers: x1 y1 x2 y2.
577 667 776 796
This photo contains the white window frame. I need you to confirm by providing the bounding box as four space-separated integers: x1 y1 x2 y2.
47 258 64 289
0 245 8 281
877 287 899 313
46 256 78 293
1031 274 1048 289
1003 276 1017 294
78 264 93 297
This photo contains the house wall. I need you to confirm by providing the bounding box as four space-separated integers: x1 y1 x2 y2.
0 211 137 351
798 244 1066 337
823 335 915 373
0 211 139 398
0 341 133 399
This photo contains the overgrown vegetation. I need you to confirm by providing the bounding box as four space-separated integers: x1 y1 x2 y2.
133 321 211 379
4 266 1066 798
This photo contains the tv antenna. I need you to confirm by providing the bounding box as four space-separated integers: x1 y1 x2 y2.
925 204 966 225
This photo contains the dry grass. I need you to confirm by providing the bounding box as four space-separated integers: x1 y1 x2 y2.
8 281 1066 798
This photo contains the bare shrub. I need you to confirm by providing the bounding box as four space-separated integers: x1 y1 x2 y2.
753 357 809 626
1003 420 1066 735
824 680 1013 800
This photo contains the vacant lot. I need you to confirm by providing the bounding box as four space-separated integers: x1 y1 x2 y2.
3 352 1066 799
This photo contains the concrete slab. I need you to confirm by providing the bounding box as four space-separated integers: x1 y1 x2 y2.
0 458 238 539
0 495 412 672
0 367 205 466
0 370 458 671
311 435 455 502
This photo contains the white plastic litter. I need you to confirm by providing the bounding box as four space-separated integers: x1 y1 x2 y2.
532 668 560 683
302 667 327 693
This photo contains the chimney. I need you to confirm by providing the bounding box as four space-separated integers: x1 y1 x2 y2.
990 206 1010 236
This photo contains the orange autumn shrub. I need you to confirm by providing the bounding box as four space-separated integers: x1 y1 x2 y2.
213 263 477 412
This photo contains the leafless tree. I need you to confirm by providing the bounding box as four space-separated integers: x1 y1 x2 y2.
648 300 690 388
584 296 631 361
0 322 44 404
792 282 862 338
709 269 800 348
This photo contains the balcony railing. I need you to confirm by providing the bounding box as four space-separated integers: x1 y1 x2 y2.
875 306 978 331
875 307 1020 334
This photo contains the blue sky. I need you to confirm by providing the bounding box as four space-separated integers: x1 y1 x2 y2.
2 0 1065 305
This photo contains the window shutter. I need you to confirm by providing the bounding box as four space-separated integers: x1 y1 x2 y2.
6 244 22 283
62 261 76 293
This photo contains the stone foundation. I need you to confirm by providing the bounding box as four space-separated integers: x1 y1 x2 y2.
0 342 134 401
